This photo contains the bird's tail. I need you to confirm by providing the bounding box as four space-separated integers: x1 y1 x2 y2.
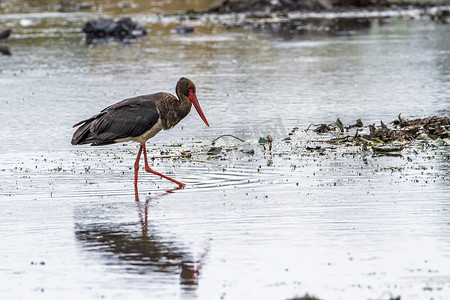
72 118 117 146
71 121 92 145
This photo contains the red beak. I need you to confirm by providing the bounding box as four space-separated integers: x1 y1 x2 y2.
189 92 209 127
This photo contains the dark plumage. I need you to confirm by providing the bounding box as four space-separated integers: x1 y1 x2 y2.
72 77 209 199
0 29 11 41
72 94 162 146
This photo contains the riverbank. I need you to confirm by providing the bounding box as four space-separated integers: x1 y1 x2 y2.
201 0 449 13
183 1 450 36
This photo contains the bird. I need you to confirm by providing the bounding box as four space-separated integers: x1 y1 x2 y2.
72 77 209 199
0 29 12 41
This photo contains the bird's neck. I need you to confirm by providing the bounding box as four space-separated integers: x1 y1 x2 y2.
177 92 192 120
159 91 192 130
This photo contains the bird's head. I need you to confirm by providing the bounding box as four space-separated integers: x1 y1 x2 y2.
178 77 209 127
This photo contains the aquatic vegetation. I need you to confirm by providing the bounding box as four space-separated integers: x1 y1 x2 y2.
306 115 449 155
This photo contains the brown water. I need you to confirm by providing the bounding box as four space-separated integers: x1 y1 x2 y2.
1 1 449 299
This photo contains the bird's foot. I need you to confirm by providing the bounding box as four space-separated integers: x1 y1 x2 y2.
144 165 185 187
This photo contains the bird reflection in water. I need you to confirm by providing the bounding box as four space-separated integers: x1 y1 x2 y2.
74 188 209 290
0 46 11 56
0 29 12 56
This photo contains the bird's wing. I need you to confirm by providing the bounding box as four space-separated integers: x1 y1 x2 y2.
100 92 170 112
72 93 174 146
89 103 160 141
72 96 151 128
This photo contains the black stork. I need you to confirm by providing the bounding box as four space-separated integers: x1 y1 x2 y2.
0 29 11 41
71 77 209 199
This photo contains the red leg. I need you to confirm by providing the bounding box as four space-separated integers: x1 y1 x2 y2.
134 145 143 201
142 144 186 187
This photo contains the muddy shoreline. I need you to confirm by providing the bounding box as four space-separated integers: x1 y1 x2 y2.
179 1 450 36
200 0 449 14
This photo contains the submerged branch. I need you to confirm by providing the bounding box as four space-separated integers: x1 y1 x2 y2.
212 134 245 144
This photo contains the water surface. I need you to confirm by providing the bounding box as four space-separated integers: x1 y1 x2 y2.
0 1 449 299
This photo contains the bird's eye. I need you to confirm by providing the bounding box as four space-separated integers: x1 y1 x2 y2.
188 85 194 93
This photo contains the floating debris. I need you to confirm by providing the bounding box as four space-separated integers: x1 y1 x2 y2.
372 145 404 153
287 293 321 300
258 137 268 144
172 26 195 34
336 118 344 133
346 118 363 130
392 115 449 140
259 135 273 151
207 147 223 155
288 127 299 136
308 115 449 155
306 123 334 133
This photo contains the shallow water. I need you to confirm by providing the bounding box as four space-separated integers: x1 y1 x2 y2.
0 1 449 299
